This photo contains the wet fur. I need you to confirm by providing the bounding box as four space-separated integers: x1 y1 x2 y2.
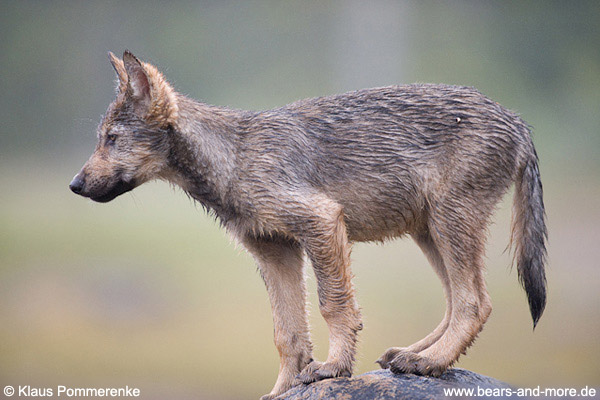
71 52 547 399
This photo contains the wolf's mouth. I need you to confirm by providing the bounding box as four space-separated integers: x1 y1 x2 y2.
90 180 136 203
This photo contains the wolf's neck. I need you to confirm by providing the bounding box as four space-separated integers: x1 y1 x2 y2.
165 95 244 222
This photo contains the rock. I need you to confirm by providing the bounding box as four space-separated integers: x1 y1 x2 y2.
277 368 512 399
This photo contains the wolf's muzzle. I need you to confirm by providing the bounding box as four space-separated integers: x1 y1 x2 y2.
89 180 136 203
69 172 135 202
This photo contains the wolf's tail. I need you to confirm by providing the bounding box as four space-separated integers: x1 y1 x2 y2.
510 145 548 328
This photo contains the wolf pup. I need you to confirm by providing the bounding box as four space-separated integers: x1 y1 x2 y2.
70 51 547 399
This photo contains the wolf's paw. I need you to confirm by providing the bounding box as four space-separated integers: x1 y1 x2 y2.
260 393 284 400
259 382 297 400
386 350 447 377
375 347 407 369
295 360 351 384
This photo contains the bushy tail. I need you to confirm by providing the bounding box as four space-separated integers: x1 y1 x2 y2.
511 148 548 328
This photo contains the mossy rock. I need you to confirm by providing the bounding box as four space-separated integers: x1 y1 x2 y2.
277 368 512 399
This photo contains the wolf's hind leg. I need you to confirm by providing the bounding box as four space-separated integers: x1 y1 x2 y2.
377 230 452 368
387 202 493 376
243 235 312 400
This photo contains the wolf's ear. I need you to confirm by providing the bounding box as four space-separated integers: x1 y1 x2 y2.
119 51 178 126
122 50 151 114
108 51 127 92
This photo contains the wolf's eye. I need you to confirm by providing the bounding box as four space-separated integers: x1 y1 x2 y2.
107 134 117 143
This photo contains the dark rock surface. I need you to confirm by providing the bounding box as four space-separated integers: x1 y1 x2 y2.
277 368 512 399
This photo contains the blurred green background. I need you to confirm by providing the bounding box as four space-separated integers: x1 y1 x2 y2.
1 1 599 399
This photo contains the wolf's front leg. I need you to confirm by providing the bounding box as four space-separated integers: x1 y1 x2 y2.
294 200 362 384
243 235 313 400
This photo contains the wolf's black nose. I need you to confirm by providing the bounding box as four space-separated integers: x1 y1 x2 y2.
69 175 85 194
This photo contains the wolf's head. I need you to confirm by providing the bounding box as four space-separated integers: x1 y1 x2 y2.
69 51 178 202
